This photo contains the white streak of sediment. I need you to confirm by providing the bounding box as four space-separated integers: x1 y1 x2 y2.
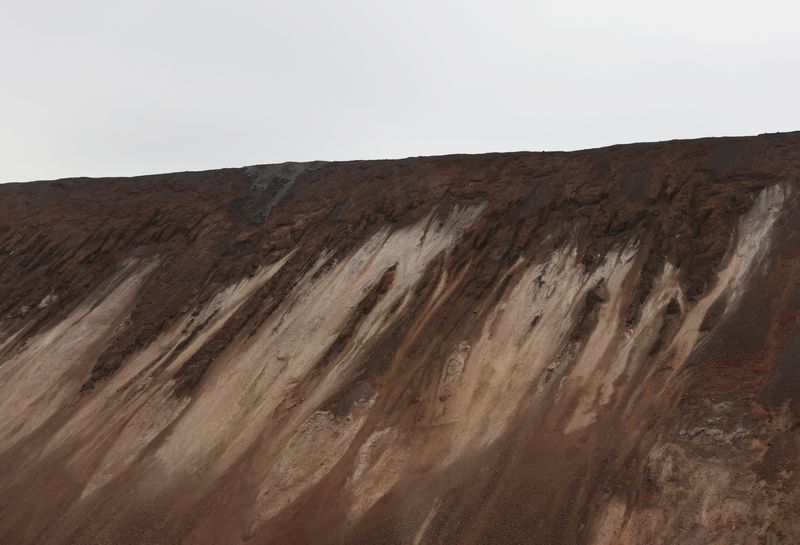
568 184 788 433
432 243 637 457
562 251 648 432
73 256 291 498
346 426 410 521
141 205 484 519
669 184 787 371
246 409 367 532
0 259 159 448
413 498 443 545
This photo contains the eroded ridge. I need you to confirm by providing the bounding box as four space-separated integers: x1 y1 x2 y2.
0 132 799 544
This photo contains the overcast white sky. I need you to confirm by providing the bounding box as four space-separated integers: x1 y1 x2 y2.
1 1 799 182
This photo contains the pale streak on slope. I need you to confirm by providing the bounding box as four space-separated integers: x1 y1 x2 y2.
667 183 787 372
587 184 790 545
568 185 787 434
40 258 287 457
134 206 484 519
346 426 409 520
0 327 24 355
431 243 637 459
343 184 789 525
339 245 630 518
248 184 788 529
345 421 427 524
342 244 641 520
413 498 443 545
247 408 371 527
0 259 159 448
564 261 681 433
72 256 291 499
242 205 485 533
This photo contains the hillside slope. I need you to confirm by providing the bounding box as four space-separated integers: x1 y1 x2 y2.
1 133 799 544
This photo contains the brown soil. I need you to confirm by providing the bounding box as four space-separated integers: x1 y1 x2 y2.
0 132 799 544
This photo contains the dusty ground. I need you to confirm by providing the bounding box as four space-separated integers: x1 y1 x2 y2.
0 132 799 544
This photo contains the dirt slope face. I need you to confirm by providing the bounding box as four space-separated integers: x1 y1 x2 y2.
1 133 799 545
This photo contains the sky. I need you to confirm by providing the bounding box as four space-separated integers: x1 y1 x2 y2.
1 0 799 183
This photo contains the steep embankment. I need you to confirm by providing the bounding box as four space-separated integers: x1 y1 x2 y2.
0 133 799 544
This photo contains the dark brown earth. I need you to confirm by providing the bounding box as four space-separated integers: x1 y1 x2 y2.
0 132 799 544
